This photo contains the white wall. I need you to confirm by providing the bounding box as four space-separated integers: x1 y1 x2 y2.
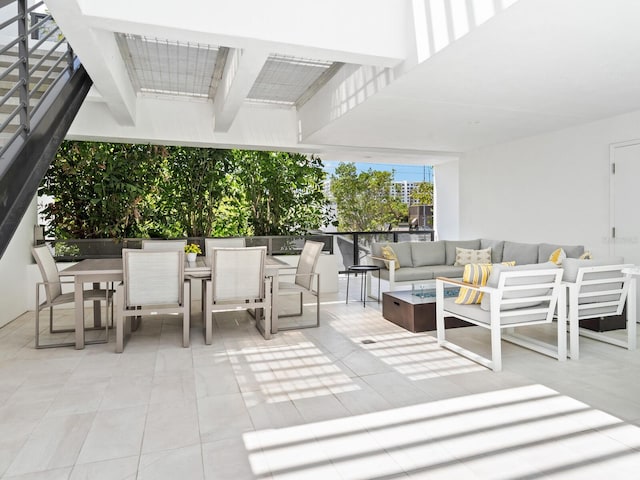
458 108 640 257
433 158 460 240
0 198 37 327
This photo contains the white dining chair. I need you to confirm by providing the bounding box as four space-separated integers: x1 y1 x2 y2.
31 244 112 348
204 246 271 343
205 237 246 255
141 239 188 251
115 249 190 352
277 240 323 329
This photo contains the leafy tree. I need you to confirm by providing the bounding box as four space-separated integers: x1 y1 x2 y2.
39 142 332 239
233 150 332 235
39 142 164 239
159 147 233 237
410 181 434 205
330 162 406 231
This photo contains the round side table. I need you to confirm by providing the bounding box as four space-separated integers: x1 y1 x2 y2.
346 265 381 307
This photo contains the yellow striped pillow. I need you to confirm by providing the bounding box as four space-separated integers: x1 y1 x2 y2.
455 261 517 305
455 263 493 304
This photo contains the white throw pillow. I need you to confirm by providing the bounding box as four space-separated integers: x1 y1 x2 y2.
454 247 492 266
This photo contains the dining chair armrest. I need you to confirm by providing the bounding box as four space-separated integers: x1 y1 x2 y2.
37 280 75 286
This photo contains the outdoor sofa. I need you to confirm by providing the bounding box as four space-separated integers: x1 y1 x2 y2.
368 239 585 292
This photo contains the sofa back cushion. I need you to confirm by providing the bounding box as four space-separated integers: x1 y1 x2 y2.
538 243 584 263
480 239 504 263
372 241 413 269
444 239 480 265
370 242 386 268
501 241 539 265
411 241 445 267
480 261 559 311
392 242 414 268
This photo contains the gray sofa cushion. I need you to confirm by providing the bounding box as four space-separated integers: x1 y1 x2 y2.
502 241 539 265
391 242 414 268
411 241 445 267
371 241 413 268
428 265 465 279
480 239 504 263
480 261 559 311
373 265 464 282
444 239 480 265
370 242 386 268
538 243 584 262
374 266 434 282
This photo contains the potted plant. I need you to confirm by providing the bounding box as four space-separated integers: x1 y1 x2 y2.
184 243 202 262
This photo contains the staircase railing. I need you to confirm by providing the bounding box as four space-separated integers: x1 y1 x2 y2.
0 0 92 258
0 0 75 157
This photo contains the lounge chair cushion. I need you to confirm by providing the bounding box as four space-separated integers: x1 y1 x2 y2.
480 262 559 311
563 257 626 304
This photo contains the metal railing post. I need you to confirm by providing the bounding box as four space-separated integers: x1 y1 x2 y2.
17 0 29 136
352 233 359 266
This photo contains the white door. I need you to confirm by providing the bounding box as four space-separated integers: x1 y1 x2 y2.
610 139 640 322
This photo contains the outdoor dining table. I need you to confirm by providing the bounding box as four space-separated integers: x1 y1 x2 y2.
62 255 292 349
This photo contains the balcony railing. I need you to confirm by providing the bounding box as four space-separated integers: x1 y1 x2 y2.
42 230 435 265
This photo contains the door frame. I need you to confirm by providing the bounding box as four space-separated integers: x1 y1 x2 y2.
609 139 640 257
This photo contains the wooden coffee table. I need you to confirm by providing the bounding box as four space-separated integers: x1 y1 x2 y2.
382 288 471 333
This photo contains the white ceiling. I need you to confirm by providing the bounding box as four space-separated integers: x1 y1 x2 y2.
304 0 640 156
46 0 640 165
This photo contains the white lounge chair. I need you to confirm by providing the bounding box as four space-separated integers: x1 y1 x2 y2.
436 264 565 372
562 258 636 359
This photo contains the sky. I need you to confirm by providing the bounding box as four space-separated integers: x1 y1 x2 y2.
323 161 433 182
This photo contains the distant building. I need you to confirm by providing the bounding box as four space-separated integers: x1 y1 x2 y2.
325 178 430 205
392 180 421 205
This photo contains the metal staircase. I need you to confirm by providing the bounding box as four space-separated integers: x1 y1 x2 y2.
0 0 93 257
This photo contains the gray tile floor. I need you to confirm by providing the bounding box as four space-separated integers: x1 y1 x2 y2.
1 278 640 479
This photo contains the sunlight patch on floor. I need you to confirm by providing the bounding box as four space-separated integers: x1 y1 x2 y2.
244 384 640 479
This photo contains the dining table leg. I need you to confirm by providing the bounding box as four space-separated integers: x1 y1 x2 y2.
271 270 279 334
92 282 102 328
74 277 85 349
